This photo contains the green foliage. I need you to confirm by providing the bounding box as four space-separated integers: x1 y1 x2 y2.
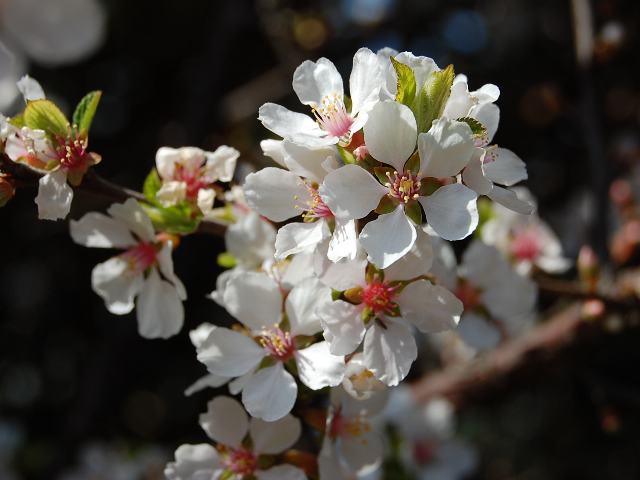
8 114 25 128
217 252 237 268
23 100 69 138
337 145 356 165
143 169 162 202
141 202 201 235
391 57 416 107
72 91 102 138
457 116 487 136
413 65 455 133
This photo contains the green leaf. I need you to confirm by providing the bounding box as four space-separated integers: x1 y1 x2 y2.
456 116 486 136
72 91 102 137
8 114 25 128
413 64 455 133
24 100 69 137
337 145 356 165
143 169 162 202
404 201 423 225
217 252 237 268
141 203 200 235
390 56 416 106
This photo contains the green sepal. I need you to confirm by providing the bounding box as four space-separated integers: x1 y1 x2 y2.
72 91 102 138
456 116 486 136
141 202 201 235
24 99 70 138
413 65 455 133
375 195 397 215
344 286 364 304
361 306 374 323
217 252 237 268
142 168 162 203
390 56 416 106
419 178 442 197
331 289 343 301
8 114 25 128
365 263 384 283
373 166 394 185
405 152 421 175
404 201 423 225
337 145 356 165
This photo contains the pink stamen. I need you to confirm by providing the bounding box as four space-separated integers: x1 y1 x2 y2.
296 184 334 221
173 163 210 200
259 326 296 362
362 281 398 315
223 447 257 476
385 170 421 203
122 242 158 273
55 134 92 172
312 94 354 146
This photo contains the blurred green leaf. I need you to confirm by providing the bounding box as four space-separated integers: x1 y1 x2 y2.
391 57 416 106
24 100 69 137
73 91 102 138
413 65 454 133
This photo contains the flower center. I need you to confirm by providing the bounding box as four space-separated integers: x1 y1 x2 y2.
173 163 209 200
362 281 398 315
455 281 482 311
329 409 371 440
55 135 91 171
312 94 354 146
259 326 296 362
122 242 158 273
295 184 334 221
385 170 421 203
223 447 257 476
510 228 541 261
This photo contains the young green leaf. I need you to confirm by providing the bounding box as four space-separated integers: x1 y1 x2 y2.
143 168 162 203
73 91 102 138
390 57 416 106
413 65 455 133
456 116 487 137
337 145 356 165
24 100 69 137
217 252 237 268
8 114 25 128
142 203 200 235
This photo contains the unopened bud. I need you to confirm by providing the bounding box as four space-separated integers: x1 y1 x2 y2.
344 286 363 304
0 174 15 207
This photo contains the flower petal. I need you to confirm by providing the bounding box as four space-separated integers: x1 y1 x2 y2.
359 205 417 269
340 429 384 475
242 364 298 421
275 221 330 260
107 198 155 243
260 139 287 168
197 327 265 377
397 280 462 332
259 103 334 147
70 212 137 248
319 301 367 356
286 277 332 336
164 444 220 480
250 414 301 455
364 100 417 171
199 396 248 447
462 150 493 195
35 170 73 220
469 102 499 143
293 57 343 106
319 164 387 220
318 255 367 291
487 186 534 215
203 145 239 183
91 256 143 315
420 184 479 240
327 217 358 262
418 118 475 178
223 272 282 331
136 268 184 339
17 75 45 101
383 227 433 281
363 319 417 386
295 341 345 390
457 312 501 351
349 47 383 115
156 242 187 300
256 465 307 480
225 211 276 268
184 373 229 397
483 148 527 186
243 167 311 222
282 141 338 183
156 180 186 206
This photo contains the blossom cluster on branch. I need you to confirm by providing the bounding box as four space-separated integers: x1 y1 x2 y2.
0 48 576 480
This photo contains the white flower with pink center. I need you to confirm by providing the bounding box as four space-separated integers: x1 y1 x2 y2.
69 198 187 339
317 230 462 386
258 48 383 149
196 273 345 421
155 145 239 215
165 396 306 480
319 100 480 268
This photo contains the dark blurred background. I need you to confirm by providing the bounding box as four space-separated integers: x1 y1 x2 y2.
1 0 640 478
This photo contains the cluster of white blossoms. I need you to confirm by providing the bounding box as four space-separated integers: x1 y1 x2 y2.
0 49 572 480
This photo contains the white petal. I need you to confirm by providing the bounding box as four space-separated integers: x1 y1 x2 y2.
259 103 333 147
242 364 298 421
457 312 501 351
397 280 462 332
359 206 417 269
487 186 535 215
442 79 473 119
226 211 276 268
282 141 338 183
189 323 216 348
70 212 136 248
136 268 184 339
383 227 433 281
184 373 229 396
327 218 358 262
319 255 367 291
35 170 72 220
363 319 417 386
293 57 343 106
199 396 248 447
196 188 215 215
363 100 417 171
250 414 301 455
156 180 186 206
340 429 384 475
483 148 527 186
155 147 180 179
17 75 45 101
319 301 367 356
223 272 281 332
285 277 332 336
197 327 265 377
256 465 307 480
475 83 500 103
243 167 311 222
420 184 479 240
470 102 499 143
295 341 345 390
203 145 239 182
260 139 287 168
165 444 220 480
418 118 475 178
319 164 387 220
462 150 493 195
228 371 253 395
483 272 538 320
461 240 508 288
275 221 330 260
349 47 383 115
156 243 187 300
394 52 439 90
91 256 143 315
107 198 155 242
